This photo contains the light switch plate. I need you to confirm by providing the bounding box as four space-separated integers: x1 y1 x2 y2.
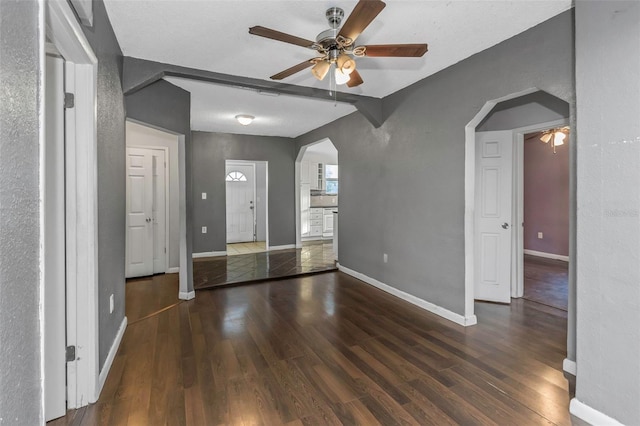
202 192 207 200
202 226 207 234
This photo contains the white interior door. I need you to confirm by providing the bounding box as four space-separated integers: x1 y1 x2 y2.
474 131 513 303
44 54 67 422
152 151 166 273
226 162 255 243
126 148 153 277
126 147 167 277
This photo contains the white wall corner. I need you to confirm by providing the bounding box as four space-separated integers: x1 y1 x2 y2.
570 398 624 426
96 316 127 399
338 264 475 327
563 358 577 376
192 251 227 258
179 290 195 300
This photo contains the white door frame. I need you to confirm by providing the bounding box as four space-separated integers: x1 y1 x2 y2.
464 88 539 321
511 118 569 298
46 0 100 407
128 145 171 274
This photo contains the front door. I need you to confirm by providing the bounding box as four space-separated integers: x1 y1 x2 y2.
126 147 166 277
474 131 513 303
226 162 255 243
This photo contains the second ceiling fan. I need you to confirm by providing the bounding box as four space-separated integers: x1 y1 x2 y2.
249 0 428 88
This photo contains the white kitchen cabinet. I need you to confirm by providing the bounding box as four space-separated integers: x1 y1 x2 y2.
323 208 335 237
309 207 323 237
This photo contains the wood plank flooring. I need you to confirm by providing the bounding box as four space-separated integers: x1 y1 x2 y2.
523 255 568 311
50 271 571 425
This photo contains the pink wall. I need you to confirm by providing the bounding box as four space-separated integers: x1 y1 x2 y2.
523 133 570 256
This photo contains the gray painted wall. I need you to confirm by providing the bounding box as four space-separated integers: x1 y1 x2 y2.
477 91 569 131
125 79 194 292
0 1 42 423
79 0 127 369
192 132 296 252
296 11 574 316
575 1 640 424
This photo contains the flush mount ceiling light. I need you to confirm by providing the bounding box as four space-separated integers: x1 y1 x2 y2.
235 114 255 125
248 0 428 89
532 126 570 154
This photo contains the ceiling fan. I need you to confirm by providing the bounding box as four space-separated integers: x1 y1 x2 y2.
526 126 570 153
248 0 428 88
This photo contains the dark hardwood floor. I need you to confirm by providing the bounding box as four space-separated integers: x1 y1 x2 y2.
523 254 568 311
50 271 571 425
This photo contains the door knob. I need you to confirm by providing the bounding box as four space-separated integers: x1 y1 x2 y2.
146 217 152 223
501 222 509 229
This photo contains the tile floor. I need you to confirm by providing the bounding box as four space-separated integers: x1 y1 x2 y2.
226 241 266 255
194 240 337 290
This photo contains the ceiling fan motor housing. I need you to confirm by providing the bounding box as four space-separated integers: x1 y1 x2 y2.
325 7 344 28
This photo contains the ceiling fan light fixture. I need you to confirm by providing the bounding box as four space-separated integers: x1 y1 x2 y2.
540 133 553 143
337 54 356 75
335 68 351 85
311 61 330 80
235 114 255 125
553 131 566 146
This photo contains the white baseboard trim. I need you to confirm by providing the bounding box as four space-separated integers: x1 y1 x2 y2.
179 290 195 300
524 249 569 262
338 264 477 327
269 244 296 251
166 267 179 274
192 251 227 258
570 398 623 426
563 358 577 376
97 316 127 397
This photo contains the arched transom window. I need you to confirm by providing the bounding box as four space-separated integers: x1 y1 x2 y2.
225 171 247 182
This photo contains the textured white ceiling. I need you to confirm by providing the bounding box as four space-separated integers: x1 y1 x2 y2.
165 77 357 137
105 0 571 136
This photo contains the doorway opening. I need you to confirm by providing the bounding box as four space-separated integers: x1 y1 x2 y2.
295 138 339 262
520 128 570 311
225 160 268 254
465 88 575 371
125 121 184 277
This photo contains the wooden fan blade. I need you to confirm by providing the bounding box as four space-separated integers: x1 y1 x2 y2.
363 44 428 57
249 26 315 49
338 0 386 44
270 60 314 80
346 70 364 88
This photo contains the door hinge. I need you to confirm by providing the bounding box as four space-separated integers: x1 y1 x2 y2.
64 92 75 109
66 345 76 362
164 247 166 253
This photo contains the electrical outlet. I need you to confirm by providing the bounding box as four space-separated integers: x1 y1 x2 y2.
202 192 207 200
202 226 207 234
537 232 543 239
383 253 388 263
109 294 114 314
